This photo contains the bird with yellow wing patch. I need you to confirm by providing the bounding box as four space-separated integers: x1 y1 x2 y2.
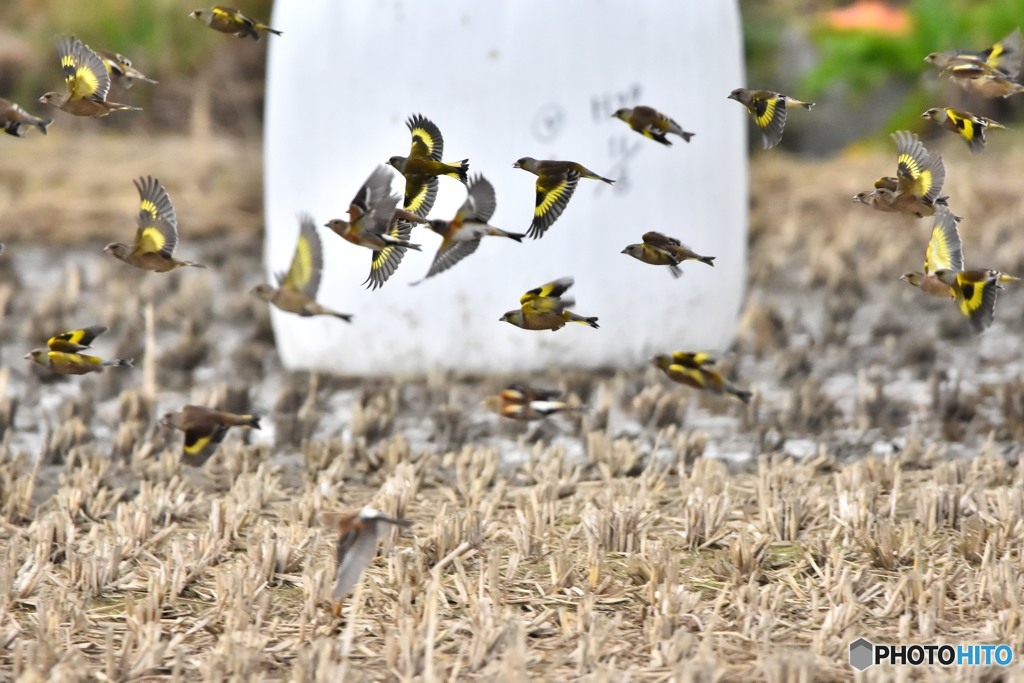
652 351 752 404
251 214 353 321
934 268 1018 333
900 208 962 298
727 88 814 150
612 105 694 146
922 108 1006 154
105 176 206 272
324 166 425 290
926 28 1024 98
96 49 158 89
500 276 599 331
189 7 282 40
160 405 261 467
387 114 469 218
853 131 949 218
413 175 524 284
513 157 614 239
25 325 132 376
621 231 716 278
39 36 141 117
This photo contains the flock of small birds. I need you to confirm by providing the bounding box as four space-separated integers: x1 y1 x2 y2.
1 7 1021 614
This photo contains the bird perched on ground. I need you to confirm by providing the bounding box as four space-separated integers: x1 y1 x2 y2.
189 7 282 39
322 507 412 616
934 268 1018 333
652 352 751 404
925 28 1024 98
96 50 158 88
482 384 580 421
500 276 599 331
621 231 715 278
105 176 206 272
39 36 141 117
160 405 261 467
25 326 132 375
922 108 1006 154
900 208 962 299
324 166 425 290
387 114 469 218
0 98 52 137
727 88 814 149
513 157 614 239
853 131 948 218
612 105 694 146
413 175 524 283
252 214 353 321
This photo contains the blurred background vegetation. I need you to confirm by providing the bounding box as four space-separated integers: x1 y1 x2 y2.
0 0 274 136
742 0 1024 152
1 1 1023 151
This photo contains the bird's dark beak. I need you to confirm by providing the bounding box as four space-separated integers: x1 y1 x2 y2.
620 248 628 254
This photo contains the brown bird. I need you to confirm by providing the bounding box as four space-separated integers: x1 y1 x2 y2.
39 36 141 117
727 88 814 149
252 213 353 321
652 352 751 404
414 174 525 283
900 208 962 298
612 105 694 146
324 166 424 290
500 276 599 331
25 325 132 376
160 405 261 467
621 231 715 278
96 49 158 88
513 157 614 239
934 268 1017 333
387 114 469 217
189 7 282 40
853 131 948 218
321 507 412 616
921 107 1006 154
926 28 1024 98
482 384 580 421
105 176 206 272
0 98 52 137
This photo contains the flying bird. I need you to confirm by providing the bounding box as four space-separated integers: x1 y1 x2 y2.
96 49 158 88
853 131 948 218
25 326 132 376
900 208 962 299
39 36 141 117
414 174 524 283
925 28 1024 98
387 114 469 217
160 405 261 467
513 157 614 239
500 276 599 331
482 384 580 421
105 176 206 272
921 108 1005 154
324 166 425 290
189 7 282 40
727 88 814 149
0 98 52 137
612 105 694 146
322 507 412 616
652 351 751 404
252 214 353 321
621 231 715 278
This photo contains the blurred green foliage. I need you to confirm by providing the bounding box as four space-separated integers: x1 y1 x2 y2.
803 0 1024 97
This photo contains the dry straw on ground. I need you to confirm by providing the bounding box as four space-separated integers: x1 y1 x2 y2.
1 138 1024 680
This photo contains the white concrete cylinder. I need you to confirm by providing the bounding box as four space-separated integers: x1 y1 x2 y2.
264 0 747 375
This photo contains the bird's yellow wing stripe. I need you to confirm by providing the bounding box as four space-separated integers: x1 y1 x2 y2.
64 57 102 101
184 433 213 456
670 363 709 388
924 213 962 273
283 234 314 291
753 98 777 129
535 180 572 218
51 351 102 367
136 227 166 255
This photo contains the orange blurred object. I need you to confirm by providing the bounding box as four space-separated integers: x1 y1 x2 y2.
824 1 911 35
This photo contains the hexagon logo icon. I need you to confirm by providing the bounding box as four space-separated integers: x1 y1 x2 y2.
849 638 874 671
